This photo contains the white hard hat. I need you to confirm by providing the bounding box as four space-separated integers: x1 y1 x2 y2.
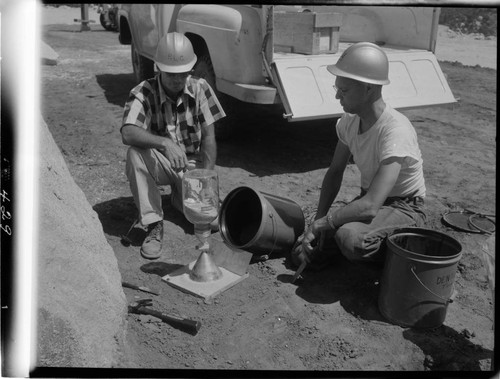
154 32 197 73
327 42 390 85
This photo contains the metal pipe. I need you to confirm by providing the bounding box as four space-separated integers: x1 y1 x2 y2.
80 4 91 31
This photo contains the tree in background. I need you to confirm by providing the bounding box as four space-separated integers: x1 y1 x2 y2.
440 8 497 37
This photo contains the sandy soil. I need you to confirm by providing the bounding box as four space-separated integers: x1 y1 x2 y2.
39 5 495 373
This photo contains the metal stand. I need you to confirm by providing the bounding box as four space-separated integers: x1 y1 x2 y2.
162 240 251 301
79 4 91 31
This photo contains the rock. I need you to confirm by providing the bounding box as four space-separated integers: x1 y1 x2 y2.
36 118 128 367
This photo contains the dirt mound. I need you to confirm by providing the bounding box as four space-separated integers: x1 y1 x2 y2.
36 118 128 368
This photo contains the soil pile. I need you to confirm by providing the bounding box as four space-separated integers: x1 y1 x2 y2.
36 119 128 367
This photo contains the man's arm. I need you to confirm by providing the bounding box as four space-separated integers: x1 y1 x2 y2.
302 156 403 255
121 124 188 171
316 140 351 219
328 156 403 227
293 140 350 261
200 123 217 170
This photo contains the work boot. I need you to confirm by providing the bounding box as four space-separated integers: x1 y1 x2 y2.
140 221 163 259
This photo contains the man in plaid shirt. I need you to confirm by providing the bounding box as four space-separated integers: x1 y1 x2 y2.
121 32 225 259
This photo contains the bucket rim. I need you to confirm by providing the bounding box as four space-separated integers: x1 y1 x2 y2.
219 186 272 249
387 227 462 261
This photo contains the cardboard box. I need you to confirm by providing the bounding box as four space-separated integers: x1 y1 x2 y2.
274 11 343 55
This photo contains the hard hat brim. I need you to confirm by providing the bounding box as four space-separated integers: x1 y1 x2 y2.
327 64 390 86
155 55 197 73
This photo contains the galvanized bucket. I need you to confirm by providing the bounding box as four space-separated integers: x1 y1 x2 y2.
378 227 462 329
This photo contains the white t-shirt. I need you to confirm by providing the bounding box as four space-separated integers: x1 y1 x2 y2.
336 105 426 198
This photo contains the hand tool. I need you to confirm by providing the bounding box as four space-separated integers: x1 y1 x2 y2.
290 234 313 283
128 299 201 335
122 281 159 296
291 261 307 284
121 219 138 246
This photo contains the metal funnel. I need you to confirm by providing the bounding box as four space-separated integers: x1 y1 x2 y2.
189 251 223 282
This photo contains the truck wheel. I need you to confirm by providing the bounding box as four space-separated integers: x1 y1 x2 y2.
192 54 235 141
100 13 114 31
131 42 155 84
99 14 107 30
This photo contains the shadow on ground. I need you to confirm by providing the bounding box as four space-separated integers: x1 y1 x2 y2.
96 73 136 107
279 252 494 371
92 194 192 246
278 254 387 323
403 326 494 371
216 102 340 176
140 261 185 278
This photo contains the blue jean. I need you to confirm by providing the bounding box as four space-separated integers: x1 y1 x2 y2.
329 196 426 263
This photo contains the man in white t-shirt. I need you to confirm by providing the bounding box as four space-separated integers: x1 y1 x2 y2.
293 42 426 269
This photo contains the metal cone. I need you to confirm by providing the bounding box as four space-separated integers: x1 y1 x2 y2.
189 250 223 282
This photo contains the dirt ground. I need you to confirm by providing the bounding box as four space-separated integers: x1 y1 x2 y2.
40 5 495 373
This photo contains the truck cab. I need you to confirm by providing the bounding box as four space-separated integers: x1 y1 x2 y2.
118 4 455 122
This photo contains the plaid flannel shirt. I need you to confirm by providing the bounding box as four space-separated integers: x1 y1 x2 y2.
122 74 225 154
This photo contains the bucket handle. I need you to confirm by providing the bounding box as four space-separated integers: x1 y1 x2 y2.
410 266 454 305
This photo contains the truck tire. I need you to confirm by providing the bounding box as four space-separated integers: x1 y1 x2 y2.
99 14 108 30
131 42 155 84
192 54 235 141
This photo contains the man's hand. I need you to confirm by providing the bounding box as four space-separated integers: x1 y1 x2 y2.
302 217 331 251
291 229 317 266
291 233 306 264
160 138 188 171
121 125 189 171
302 223 320 255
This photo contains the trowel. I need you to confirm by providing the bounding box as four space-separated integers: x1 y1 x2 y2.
291 261 307 284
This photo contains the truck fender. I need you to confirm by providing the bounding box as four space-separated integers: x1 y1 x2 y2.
176 5 266 86
117 9 132 45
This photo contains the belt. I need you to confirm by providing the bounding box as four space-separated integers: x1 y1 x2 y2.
385 195 424 206
359 189 424 206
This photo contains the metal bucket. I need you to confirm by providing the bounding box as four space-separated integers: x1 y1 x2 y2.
378 228 462 329
219 186 305 256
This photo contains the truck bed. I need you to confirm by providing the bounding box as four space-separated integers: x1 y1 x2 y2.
273 42 431 60
270 41 455 121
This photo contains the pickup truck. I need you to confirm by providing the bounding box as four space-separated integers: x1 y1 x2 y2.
117 4 455 123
